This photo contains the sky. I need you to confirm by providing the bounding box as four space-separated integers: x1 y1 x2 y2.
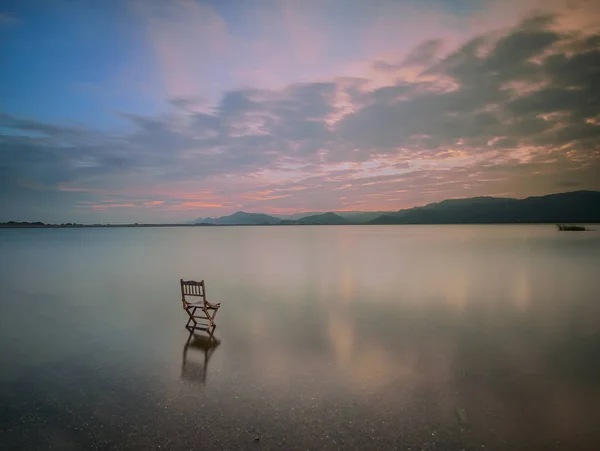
1 0 599 223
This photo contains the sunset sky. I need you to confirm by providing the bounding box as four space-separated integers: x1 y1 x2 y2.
1 0 599 223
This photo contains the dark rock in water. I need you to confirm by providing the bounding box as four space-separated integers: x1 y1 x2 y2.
556 224 587 231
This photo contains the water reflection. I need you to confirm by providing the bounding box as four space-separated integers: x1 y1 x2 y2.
181 326 221 385
1 226 600 450
216 260 600 449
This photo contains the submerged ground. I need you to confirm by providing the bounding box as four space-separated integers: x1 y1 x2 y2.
1 225 599 450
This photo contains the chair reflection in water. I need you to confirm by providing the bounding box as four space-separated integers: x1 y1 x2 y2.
181 326 221 384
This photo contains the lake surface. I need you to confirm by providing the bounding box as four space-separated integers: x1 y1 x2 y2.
1 225 599 450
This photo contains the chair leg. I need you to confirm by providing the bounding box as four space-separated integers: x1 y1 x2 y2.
185 304 221 329
205 307 219 327
185 307 198 329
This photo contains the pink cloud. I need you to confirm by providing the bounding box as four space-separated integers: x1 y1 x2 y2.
143 200 165 206
244 194 291 201
164 202 226 211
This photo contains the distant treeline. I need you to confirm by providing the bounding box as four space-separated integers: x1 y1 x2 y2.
0 222 191 228
0 221 83 227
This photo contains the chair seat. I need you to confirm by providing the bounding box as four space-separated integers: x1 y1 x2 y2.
185 301 220 310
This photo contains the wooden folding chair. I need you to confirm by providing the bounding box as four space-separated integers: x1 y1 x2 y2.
180 279 221 329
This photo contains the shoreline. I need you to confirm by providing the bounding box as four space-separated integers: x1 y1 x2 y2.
1 222 598 229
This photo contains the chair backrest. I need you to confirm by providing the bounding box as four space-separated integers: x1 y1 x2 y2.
180 279 206 304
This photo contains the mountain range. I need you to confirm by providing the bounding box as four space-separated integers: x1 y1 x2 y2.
191 191 600 225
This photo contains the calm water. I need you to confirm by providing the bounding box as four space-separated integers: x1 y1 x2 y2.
1 225 599 450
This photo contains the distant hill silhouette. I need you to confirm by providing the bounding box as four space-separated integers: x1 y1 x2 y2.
368 191 600 224
276 211 326 220
297 212 348 225
193 211 280 225
186 191 600 225
277 211 385 223
336 211 387 223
